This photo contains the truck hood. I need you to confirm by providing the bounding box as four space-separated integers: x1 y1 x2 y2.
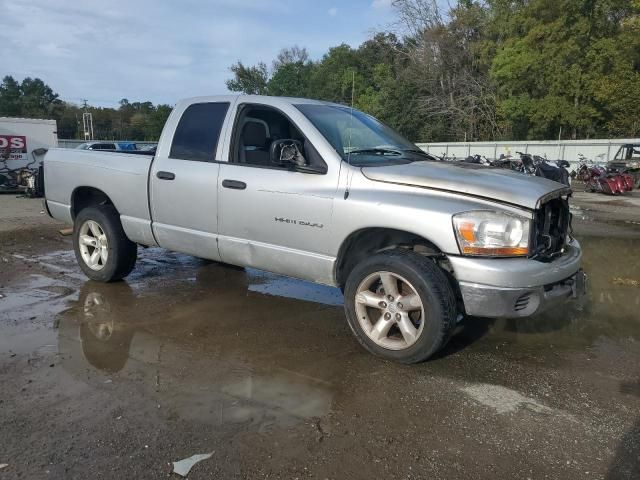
361 161 570 210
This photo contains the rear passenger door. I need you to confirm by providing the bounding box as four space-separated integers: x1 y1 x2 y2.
149 99 235 261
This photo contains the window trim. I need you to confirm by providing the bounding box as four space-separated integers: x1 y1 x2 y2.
227 102 327 174
169 101 230 163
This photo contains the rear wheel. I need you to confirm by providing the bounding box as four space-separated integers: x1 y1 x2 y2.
73 205 137 282
344 249 457 364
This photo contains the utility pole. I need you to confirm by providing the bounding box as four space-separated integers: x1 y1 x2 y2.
81 99 94 141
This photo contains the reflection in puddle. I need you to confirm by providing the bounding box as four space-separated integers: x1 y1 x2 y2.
247 269 343 306
448 236 640 359
497 237 639 340
55 265 342 430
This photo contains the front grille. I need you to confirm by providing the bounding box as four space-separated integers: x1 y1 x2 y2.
531 197 570 261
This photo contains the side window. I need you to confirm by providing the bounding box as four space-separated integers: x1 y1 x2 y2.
170 102 230 162
231 104 325 172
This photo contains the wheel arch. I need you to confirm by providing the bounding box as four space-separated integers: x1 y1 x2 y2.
71 186 119 220
334 227 446 289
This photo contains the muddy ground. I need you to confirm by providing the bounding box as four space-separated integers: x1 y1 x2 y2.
0 192 638 479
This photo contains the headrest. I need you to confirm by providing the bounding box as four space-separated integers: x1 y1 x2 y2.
242 121 267 147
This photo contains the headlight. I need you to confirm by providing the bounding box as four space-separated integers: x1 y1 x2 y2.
452 211 531 256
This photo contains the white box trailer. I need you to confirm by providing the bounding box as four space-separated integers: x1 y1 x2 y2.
0 117 57 193
0 117 58 170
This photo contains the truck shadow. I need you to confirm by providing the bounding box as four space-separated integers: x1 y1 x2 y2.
433 317 494 359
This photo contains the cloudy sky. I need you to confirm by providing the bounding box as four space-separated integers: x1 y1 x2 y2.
0 0 394 107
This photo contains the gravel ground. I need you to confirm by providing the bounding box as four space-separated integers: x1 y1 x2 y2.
0 192 638 479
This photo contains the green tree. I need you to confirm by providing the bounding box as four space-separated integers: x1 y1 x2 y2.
0 77 171 140
225 61 269 94
307 44 361 104
0 76 22 116
267 47 314 97
488 0 639 139
218 0 638 142
268 62 313 96
147 104 173 139
19 77 61 118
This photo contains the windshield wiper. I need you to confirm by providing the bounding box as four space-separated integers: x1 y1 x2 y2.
401 149 438 159
349 148 402 156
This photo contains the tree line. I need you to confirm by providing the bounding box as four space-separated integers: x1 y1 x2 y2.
0 0 638 142
0 76 172 141
227 0 640 142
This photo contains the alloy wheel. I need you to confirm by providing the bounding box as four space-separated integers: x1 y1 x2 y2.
354 271 425 350
78 220 109 271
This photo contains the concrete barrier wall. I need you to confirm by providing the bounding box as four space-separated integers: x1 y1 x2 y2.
416 138 640 170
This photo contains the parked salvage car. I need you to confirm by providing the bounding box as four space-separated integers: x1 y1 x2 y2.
607 143 640 188
75 141 137 151
43 95 587 363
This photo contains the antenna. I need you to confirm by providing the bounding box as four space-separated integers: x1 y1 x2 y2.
344 70 355 200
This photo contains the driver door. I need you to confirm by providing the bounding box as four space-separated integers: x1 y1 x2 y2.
217 101 339 284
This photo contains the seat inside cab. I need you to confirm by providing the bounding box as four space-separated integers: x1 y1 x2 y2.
234 106 305 167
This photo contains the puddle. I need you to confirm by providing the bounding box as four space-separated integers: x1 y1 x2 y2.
2 233 639 430
54 273 342 429
247 269 344 306
2 220 640 480
445 236 640 370
0 249 347 431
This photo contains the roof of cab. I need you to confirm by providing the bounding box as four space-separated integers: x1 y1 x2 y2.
177 94 345 108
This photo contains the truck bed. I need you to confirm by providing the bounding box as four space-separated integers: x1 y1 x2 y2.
44 148 155 244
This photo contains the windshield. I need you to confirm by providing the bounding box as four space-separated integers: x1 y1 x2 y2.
295 104 429 166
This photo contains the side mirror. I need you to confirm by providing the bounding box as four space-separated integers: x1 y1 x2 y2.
270 139 306 167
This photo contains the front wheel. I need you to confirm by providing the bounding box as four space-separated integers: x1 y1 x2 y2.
344 249 457 364
73 205 137 282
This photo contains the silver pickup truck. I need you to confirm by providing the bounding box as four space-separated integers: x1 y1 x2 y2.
44 95 586 363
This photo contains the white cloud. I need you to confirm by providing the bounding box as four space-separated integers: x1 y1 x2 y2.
371 0 392 9
328 7 338 16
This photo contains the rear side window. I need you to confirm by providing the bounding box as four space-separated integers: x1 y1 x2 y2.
170 102 230 162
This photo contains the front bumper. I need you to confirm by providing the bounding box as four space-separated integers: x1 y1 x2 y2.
449 239 586 318
458 269 587 317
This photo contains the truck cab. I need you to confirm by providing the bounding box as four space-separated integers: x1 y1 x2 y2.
609 144 640 188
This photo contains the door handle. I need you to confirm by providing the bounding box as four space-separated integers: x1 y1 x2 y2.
222 179 246 190
156 171 175 180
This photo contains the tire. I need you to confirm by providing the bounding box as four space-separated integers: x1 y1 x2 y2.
344 249 457 364
73 205 137 282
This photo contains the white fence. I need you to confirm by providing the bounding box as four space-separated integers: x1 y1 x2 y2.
416 138 640 170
